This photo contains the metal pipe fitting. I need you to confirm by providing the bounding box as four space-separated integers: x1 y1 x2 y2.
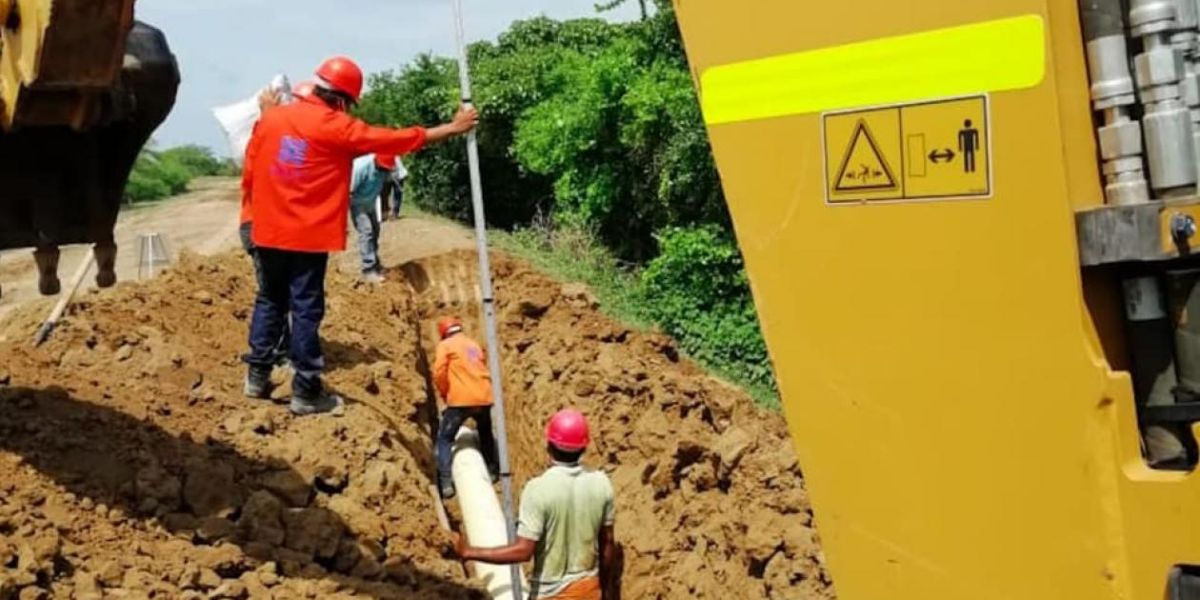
1132 0 1200 196
1169 0 1200 184
1081 0 1152 203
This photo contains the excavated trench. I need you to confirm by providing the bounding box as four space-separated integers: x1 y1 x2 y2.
0 248 834 599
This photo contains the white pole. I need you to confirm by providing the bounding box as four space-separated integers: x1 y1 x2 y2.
449 2 524 599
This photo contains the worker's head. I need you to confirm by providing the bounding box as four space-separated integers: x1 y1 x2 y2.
375 154 397 172
545 409 590 463
313 56 364 111
437 316 464 340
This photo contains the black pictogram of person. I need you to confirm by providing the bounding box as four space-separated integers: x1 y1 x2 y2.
958 119 980 174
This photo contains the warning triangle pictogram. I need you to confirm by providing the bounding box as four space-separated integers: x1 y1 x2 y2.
833 119 898 193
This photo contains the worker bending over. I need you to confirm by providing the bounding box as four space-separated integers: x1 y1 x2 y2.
434 317 500 498
242 56 477 416
455 409 619 600
349 153 397 283
380 159 407 221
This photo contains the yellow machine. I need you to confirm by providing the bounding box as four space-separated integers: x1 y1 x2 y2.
674 0 1200 598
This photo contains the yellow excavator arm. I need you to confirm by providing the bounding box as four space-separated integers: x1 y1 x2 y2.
674 0 1200 598
0 0 177 297
0 0 137 130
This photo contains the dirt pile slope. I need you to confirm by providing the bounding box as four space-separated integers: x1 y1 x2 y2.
0 248 833 599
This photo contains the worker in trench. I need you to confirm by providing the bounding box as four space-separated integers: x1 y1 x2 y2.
348 153 399 284
433 316 501 499
241 56 478 416
455 409 620 600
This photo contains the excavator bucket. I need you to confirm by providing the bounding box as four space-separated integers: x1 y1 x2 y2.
1 0 135 129
0 0 179 296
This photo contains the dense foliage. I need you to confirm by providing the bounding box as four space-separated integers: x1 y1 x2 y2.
357 2 778 396
125 144 237 203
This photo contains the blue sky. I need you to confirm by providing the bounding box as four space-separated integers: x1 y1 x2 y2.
137 0 638 155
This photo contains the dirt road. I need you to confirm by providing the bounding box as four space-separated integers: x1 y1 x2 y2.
0 180 833 599
0 178 243 324
0 178 474 327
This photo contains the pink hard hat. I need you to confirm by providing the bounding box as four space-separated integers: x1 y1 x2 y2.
545 409 590 452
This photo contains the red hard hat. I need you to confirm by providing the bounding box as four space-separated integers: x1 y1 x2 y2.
292 81 316 99
314 56 364 102
545 409 590 452
437 317 463 340
375 154 397 170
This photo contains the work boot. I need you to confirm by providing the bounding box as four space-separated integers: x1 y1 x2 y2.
243 370 274 400
289 390 345 417
439 478 457 500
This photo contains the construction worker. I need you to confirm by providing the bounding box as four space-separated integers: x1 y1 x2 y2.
236 81 316 367
434 317 500 498
349 153 396 283
242 56 478 416
455 409 618 600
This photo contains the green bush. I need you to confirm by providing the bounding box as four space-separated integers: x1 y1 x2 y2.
639 225 774 391
124 170 172 203
158 144 238 177
358 3 779 405
123 143 231 204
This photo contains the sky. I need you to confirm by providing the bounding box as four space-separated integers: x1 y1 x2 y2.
137 0 638 155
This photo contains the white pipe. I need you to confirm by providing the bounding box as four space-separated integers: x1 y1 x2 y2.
452 427 524 598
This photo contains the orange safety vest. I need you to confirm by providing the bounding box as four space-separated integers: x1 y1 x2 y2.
241 95 426 252
433 334 494 408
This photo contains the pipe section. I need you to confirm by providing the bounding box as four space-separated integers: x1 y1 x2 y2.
451 428 524 599
1124 276 1188 465
1080 0 1152 204
1169 269 1200 397
1132 0 1199 196
1170 0 1200 179
1125 276 1179 407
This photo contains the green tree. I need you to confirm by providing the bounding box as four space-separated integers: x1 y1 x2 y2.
355 7 777 395
157 145 234 177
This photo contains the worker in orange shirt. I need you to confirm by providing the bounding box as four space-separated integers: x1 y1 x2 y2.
433 316 500 499
236 82 315 368
242 57 478 416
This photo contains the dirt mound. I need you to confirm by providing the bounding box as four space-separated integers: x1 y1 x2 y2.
0 248 833 599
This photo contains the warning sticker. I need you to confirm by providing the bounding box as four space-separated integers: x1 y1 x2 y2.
824 108 903 202
834 119 899 194
823 95 991 204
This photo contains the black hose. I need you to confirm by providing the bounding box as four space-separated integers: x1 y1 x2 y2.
1079 0 1127 41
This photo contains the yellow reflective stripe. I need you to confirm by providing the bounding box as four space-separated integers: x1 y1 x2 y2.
700 15 1046 125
